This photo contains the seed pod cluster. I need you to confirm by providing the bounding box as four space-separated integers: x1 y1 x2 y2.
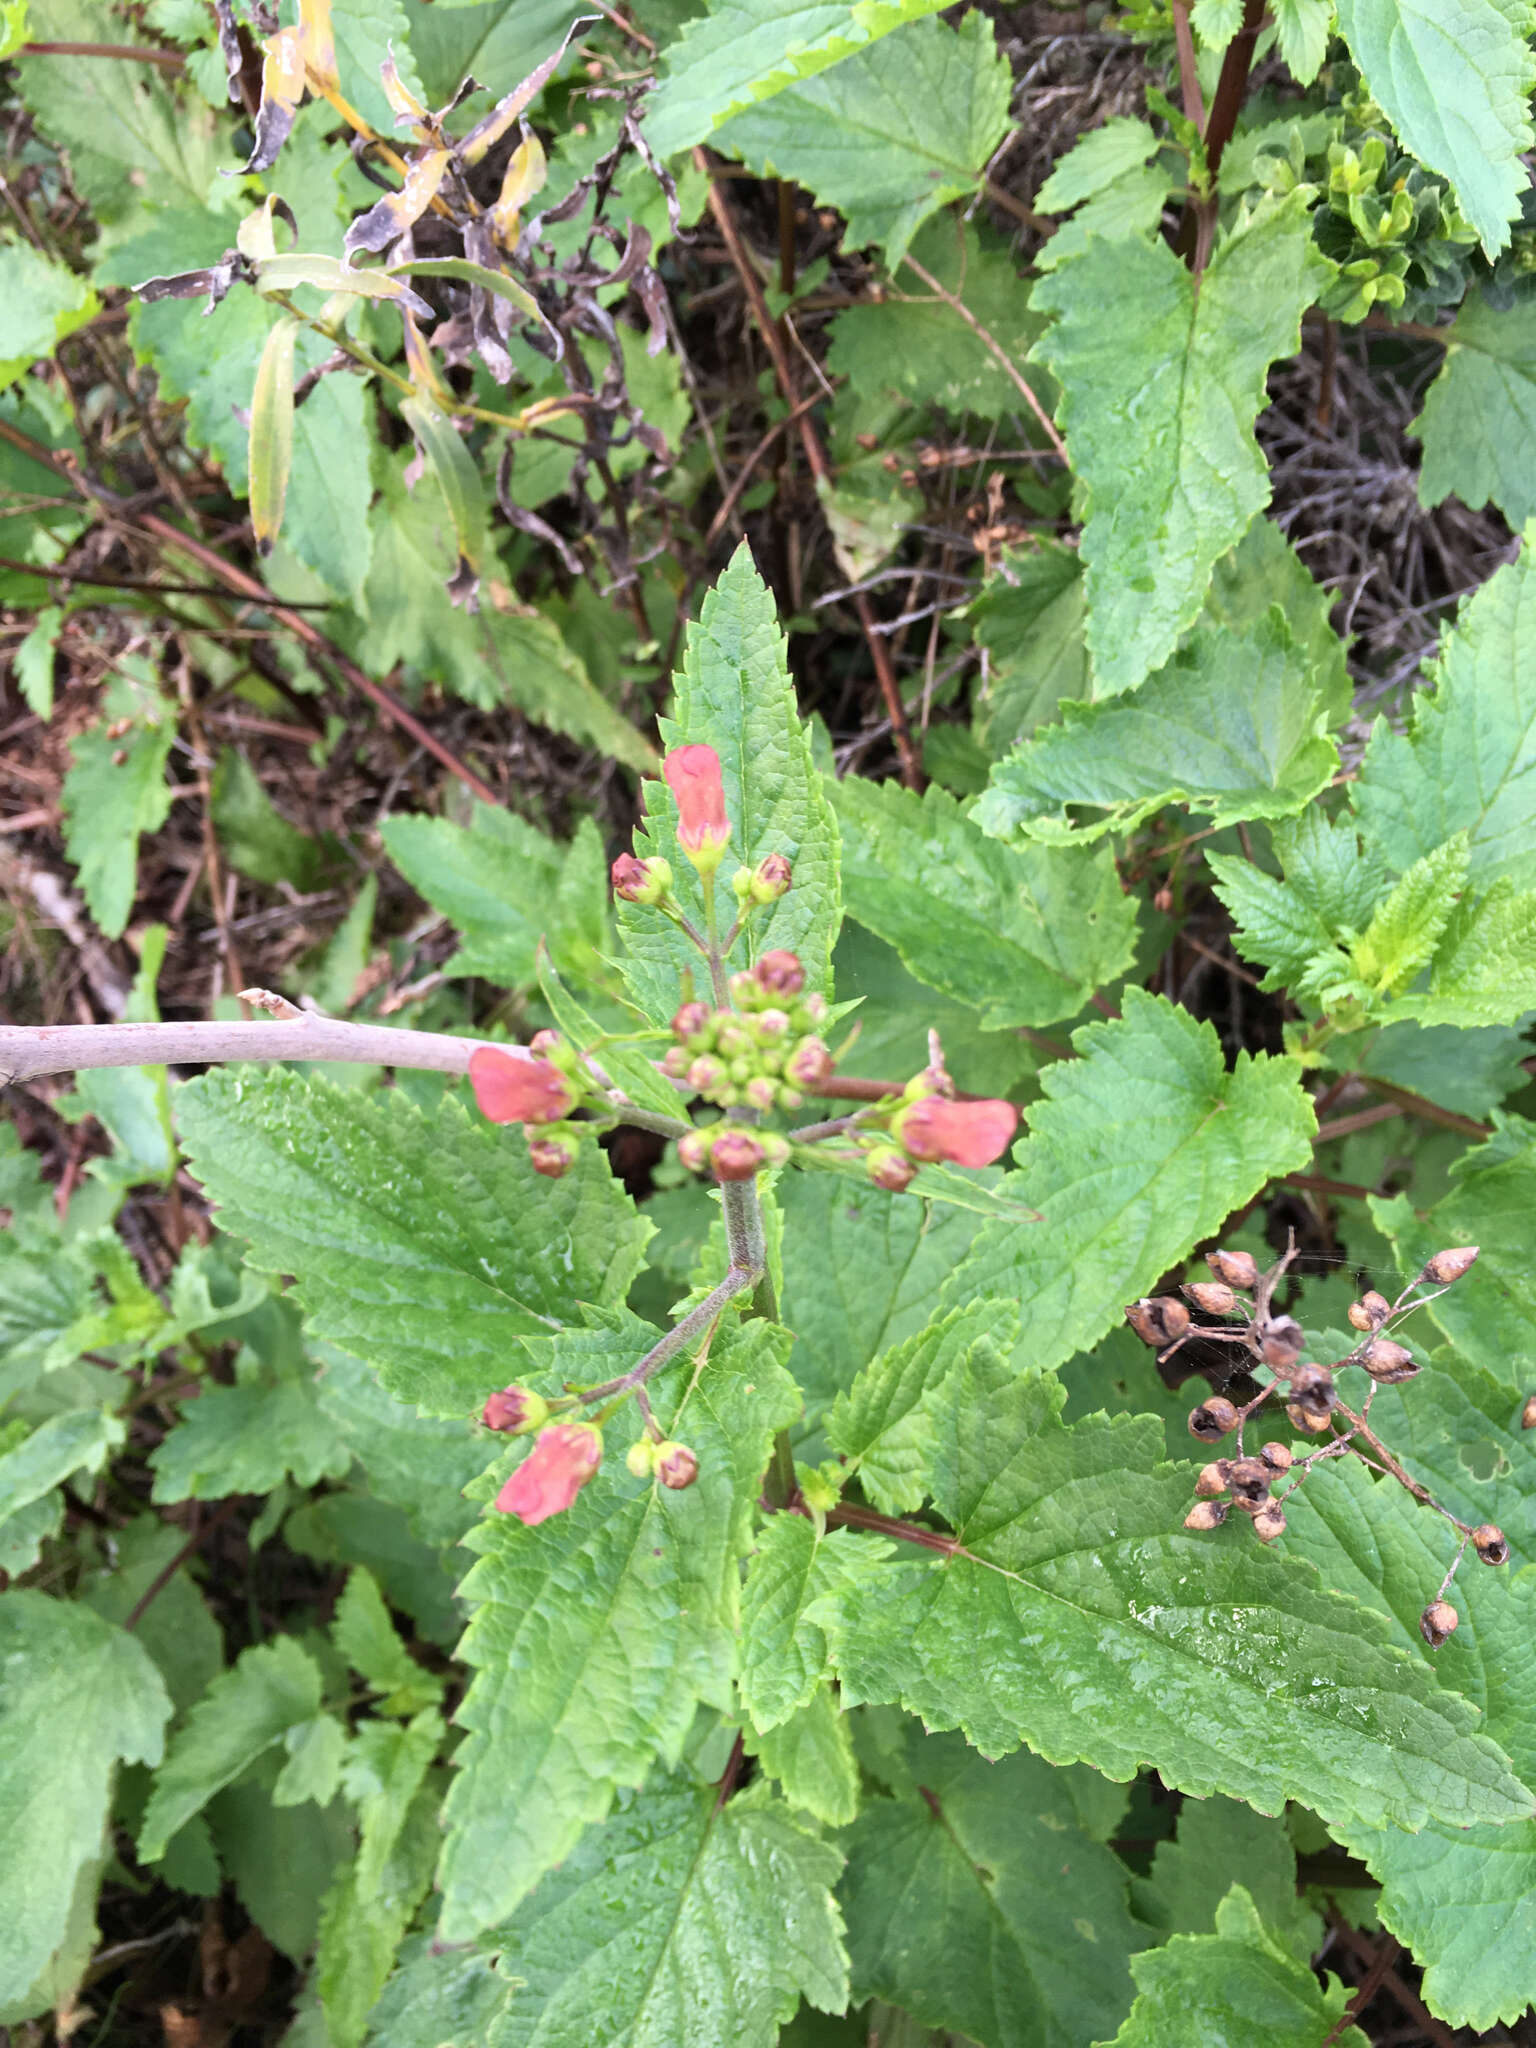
1284 1361 1336 1436
1183 1441 1296 1541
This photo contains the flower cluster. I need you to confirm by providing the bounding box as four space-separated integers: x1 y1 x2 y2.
1128 1238 1503 1644
481 1382 699 1526
661 952 830 1113
467 1034 586 1179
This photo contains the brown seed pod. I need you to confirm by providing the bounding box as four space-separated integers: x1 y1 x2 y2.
1348 1290 1391 1332
1420 1600 1459 1648
1285 1400 1333 1437
1188 1396 1239 1443
1288 1362 1336 1416
1422 1246 1479 1286
1206 1248 1259 1292
1473 1523 1510 1566
1126 1297 1191 1349
1225 1457 1272 1505
1252 1503 1287 1543
1523 1393 1536 1431
1184 1281 1239 1317
1194 1462 1229 1499
1258 1315 1305 1368
1360 1337 1419 1384
1184 1499 1230 1531
1259 1440 1294 1473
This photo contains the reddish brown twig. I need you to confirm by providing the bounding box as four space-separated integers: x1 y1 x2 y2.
19 39 185 65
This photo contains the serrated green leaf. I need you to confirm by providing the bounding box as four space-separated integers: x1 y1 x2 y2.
739 1515 894 1730
13 603 61 720
61 671 175 939
776 1172 985 1431
617 543 841 1021
1102 1886 1364 2048
536 951 685 1121
970 544 1089 756
643 0 950 157
1351 833 1467 995
826 1298 1013 1513
976 610 1339 844
174 1066 653 1414
0 1592 171 2018
1209 807 1389 991
207 1750 352 1962
0 1409 124 1559
1272 0 1333 80
139 1637 325 1861
382 805 609 993
328 0 428 136
332 1567 445 1715
275 1712 350 1807
839 1722 1141 2047
211 748 330 891
1353 531 1536 890
1032 193 1333 695
485 1774 848 2047
744 1682 860 1824
1190 0 1242 47
79 1516 225 1719
822 1367 1533 1837
0 241 98 389
942 989 1316 1372
1137 1796 1319 1957
1415 290 1536 527
1390 875 1536 1026
833 777 1138 1025
311 1345 489 1551
438 1316 800 1938
1036 117 1162 210
826 217 1049 421
149 1370 352 1500
364 1934 513 2048
1334 0 1535 255
285 370 375 601
712 13 1010 266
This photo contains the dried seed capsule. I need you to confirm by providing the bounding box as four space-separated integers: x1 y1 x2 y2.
1126 1297 1191 1349
1473 1524 1510 1566
1422 1246 1479 1286
1206 1248 1259 1291
1360 1337 1419 1383
1252 1503 1287 1543
1225 1457 1272 1505
1285 1400 1333 1437
1348 1289 1392 1332
1420 1600 1459 1649
1259 1440 1294 1473
1184 1499 1230 1531
1523 1393 1536 1431
1259 1315 1305 1368
1184 1281 1239 1317
1195 1461 1229 1499
1289 1362 1336 1416
1189 1396 1239 1442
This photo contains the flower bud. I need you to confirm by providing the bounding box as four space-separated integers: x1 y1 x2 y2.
1189 1396 1238 1442
662 1046 691 1080
1184 1499 1229 1531
528 1134 578 1179
785 1037 833 1089
728 970 759 1008
749 853 793 903
1127 1297 1191 1349
1252 1503 1287 1543
754 949 806 996
1206 1248 1259 1291
744 1076 778 1113
1360 1337 1418 1383
1285 1400 1333 1437
655 1440 699 1490
867 1147 918 1193
893 1095 1019 1170
494 1422 603 1525
1194 1461 1228 1498
715 1023 749 1058
1473 1523 1509 1565
755 1008 791 1042
1422 1246 1479 1286
529 1029 562 1055
803 992 828 1023
626 1438 656 1478
1349 1290 1391 1332
731 865 755 902
687 1053 727 1095
757 1131 791 1169
611 852 673 904
1420 1600 1458 1649
1184 1281 1238 1317
469 1046 576 1126
663 745 730 873
1258 1315 1305 1369
776 1083 803 1111
482 1385 549 1434
677 1129 709 1173
710 1129 765 1182
1523 1392 1536 1431
671 1001 712 1044
1226 1457 1272 1505
1259 1440 1293 1473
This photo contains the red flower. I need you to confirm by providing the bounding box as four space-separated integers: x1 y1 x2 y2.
894 1095 1018 1169
494 1423 603 1525
663 745 730 860
469 1046 574 1126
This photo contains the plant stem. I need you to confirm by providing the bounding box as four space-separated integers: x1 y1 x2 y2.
578 1264 761 1402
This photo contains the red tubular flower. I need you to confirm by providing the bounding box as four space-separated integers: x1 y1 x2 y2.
663 745 730 867
469 1045 575 1126
893 1095 1018 1168
494 1422 603 1525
